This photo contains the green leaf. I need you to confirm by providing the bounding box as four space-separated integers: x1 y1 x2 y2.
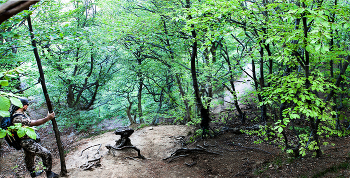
315 44 321 51
17 127 26 138
0 96 11 111
321 45 329 53
10 97 22 108
0 110 10 117
0 80 9 86
25 127 37 140
0 129 6 138
13 123 22 127
278 127 283 133
290 114 300 119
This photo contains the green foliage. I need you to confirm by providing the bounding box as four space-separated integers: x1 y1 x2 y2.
138 123 149 129
1 0 350 162
0 95 22 117
56 107 103 132
0 123 37 140
0 65 32 117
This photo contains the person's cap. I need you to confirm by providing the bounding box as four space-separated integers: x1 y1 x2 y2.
18 97 29 106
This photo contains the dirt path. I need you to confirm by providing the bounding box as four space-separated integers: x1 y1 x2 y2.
50 124 282 178
55 125 200 178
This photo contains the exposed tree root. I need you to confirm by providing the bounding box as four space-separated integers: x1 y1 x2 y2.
105 127 146 159
80 156 101 170
226 142 274 155
165 154 189 163
79 144 102 170
106 145 146 159
163 147 221 163
184 161 197 167
80 144 101 157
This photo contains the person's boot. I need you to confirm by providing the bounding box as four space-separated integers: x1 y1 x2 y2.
46 171 59 178
30 170 43 177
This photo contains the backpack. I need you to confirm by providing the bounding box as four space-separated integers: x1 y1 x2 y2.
1 114 24 150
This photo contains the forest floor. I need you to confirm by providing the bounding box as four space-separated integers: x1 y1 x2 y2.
2 65 350 178
2 116 350 178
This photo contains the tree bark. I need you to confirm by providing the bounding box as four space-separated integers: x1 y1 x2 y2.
175 74 191 123
0 0 40 25
259 45 267 122
185 0 211 135
302 3 321 157
27 15 67 176
126 95 136 125
138 77 144 123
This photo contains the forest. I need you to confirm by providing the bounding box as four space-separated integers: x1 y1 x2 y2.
1 0 350 177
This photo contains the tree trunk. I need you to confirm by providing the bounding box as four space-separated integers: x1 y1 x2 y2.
126 96 136 125
259 45 267 122
302 4 321 157
186 0 211 136
138 78 144 123
0 1 40 25
67 84 74 108
27 15 67 176
189 30 210 133
175 74 191 123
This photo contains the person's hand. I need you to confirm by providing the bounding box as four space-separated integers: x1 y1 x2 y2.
46 111 55 120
